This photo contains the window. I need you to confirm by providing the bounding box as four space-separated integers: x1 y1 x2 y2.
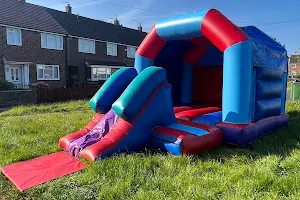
36 65 60 80
41 33 63 50
78 39 95 53
6 28 22 46
127 46 137 58
292 64 297 68
107 43 117 56
292 71 297 76
92 67 121 80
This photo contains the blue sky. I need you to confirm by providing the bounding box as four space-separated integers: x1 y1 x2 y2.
28 0 300 55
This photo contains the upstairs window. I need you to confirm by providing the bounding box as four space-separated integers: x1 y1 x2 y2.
37 64 60 80
41 33 63 50
107 43 117 56
127 46 137 58
78 39 95 54
7 28 22 46
292 64 297 68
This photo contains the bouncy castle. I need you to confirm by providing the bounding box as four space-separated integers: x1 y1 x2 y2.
1 9 289 191
59 9 289 160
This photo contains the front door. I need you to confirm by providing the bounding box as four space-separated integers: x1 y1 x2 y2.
8 65 23 87
68 66 79 87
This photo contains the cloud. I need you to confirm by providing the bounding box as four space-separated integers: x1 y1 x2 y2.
117 0 153 25
72 1 103 9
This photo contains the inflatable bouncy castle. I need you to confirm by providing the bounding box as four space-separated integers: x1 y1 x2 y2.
59 9 289 161
1 9 289 191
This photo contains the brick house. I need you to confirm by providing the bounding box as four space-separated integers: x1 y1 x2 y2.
288 55 300 77
0 0 146 88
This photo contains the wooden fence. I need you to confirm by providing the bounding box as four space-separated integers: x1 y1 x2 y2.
37 86 100 103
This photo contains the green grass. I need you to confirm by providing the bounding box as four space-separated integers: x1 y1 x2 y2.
1 101 300 199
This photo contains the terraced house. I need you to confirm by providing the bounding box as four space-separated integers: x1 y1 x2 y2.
0 0 146 88
289 55 300 77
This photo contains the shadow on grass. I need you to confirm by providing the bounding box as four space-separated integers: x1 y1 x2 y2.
192 110 300 162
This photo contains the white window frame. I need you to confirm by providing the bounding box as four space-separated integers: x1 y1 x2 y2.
6 28 22 46
292 64 297 68
78 39 95 54
127 46 137 58
292 71 297 76
36 64 60 80
41 33 63 50
107 43 117 56
91 66 121 81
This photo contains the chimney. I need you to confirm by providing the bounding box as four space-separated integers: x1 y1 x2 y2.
113 18 121 26
138 23 142 32
66 3 72 14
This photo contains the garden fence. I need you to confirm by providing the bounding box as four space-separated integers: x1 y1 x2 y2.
37 86 100 103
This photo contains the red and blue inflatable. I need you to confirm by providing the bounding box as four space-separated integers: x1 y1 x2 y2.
60 9 288 161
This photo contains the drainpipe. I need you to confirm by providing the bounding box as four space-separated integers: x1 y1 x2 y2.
65 35 69 88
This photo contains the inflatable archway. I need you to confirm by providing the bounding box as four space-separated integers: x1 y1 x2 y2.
134 8 289 127
135 9 252 124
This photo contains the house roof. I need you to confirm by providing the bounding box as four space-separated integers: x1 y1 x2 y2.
0 0 67 34
290 55 300 63
46 9 147 46
0 0 147 46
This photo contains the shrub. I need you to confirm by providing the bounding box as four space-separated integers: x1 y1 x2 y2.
295 74 300 79
30 81 49 88
0 80 14 90
72 81 86 88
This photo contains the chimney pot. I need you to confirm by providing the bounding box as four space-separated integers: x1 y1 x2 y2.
66 3 72 14
138 23 143 32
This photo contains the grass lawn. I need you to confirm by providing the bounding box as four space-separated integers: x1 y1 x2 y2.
287 81 292 91
1 101 300 199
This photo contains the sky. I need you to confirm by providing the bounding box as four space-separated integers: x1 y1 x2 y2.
27 0 300 55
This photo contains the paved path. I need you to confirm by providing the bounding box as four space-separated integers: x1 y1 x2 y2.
0 107 11 113
286 91 291 101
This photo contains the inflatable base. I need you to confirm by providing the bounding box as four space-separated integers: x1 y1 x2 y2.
216 114 289 146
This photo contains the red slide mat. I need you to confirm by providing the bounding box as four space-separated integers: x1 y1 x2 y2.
1 152 85 192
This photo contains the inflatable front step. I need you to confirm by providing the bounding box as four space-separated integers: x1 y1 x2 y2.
149 120 222 155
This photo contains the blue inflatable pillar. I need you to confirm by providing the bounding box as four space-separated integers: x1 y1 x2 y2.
281 72 287 114
181 62 194 104
223 41 253 124
135 54 154 74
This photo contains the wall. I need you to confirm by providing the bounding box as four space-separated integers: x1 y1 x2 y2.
0 90 37 107
253 67 284 121
67 37 135 84
288 63 300 76
0 26 67 88
193 66 223 107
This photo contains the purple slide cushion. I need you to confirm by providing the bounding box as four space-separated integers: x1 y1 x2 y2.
68 109 119 157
